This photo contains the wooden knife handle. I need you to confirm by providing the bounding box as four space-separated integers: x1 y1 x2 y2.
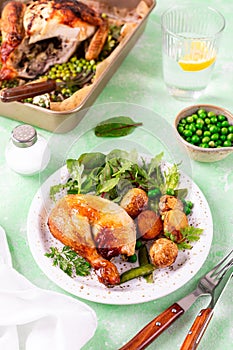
180 308 214 350
0 80 57 102
119 303 184 350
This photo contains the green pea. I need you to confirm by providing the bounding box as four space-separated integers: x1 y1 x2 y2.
127 254 137 263
203 131 211 136
197 109 207 118
148 188 161 197
223 140 232 147
218 114 227 122
202 136 210 143
207 111 216 117
227 133 233 142
166 188 175 195
178 126 184 134
186 200 193 209
208 141 215 147
187 116 194 123
177 108 232 150
183 130 192 138
196 123 204 130
215 140 223 146
196 129 202 136
221 127 228 135
211 133 219 141
189 124 196 132
210 116 218 124
222 120 229 127
196 118 205 125
184 207 191 215
76 66 82 73
191 135 200 144
220 135 227 141
209 125 219 134
200 143 209 148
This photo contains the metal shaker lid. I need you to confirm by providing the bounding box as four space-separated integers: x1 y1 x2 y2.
11 124 37 148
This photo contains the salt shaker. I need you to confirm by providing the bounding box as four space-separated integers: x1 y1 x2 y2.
5 124 51 175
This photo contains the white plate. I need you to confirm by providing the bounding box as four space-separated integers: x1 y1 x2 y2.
27 159 213 305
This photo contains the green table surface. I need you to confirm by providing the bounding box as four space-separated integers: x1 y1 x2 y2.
0 0 232 349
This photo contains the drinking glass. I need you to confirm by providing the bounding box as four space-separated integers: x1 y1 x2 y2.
161 5 225 100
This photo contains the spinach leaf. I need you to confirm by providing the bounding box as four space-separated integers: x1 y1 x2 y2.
94 116 143 137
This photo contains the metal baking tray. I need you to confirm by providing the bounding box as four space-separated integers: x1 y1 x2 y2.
0 0 156 133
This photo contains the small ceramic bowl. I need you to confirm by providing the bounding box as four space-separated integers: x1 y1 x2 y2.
174 104 233 162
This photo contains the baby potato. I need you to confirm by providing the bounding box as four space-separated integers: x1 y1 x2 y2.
159 195 183 214
120 188 148 219
137 210 163 240
163 209 188 233
149 238 178 268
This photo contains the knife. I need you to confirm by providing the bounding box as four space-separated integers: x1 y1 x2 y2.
119 249 233 350
180 263 233 350
0 72 94 102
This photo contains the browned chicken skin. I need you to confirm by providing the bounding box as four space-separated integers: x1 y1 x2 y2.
48 194 136 286
0 0 109 80
0 1 26 79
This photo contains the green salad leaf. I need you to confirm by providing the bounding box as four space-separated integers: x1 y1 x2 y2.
50 149 174 204
94 116 143 137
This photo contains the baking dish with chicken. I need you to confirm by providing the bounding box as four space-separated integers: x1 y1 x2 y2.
27 149 213 304
0 0 156 132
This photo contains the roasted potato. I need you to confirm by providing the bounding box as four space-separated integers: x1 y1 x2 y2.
137 210 163 240
159 195 183 214
149 238 178 268
163 209 188 233
120 188 148 219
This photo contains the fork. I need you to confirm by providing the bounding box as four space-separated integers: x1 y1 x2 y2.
119 249 233 350
180 250 233 349
0 71 94 102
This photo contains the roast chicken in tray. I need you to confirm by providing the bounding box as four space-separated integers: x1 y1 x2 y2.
0 0 109 80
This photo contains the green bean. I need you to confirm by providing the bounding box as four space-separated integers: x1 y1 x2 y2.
139 245 154 283
138 245 150 266
120 264 155 284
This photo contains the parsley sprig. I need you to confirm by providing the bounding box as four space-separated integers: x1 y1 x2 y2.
165 226 204 250
45 246 91 277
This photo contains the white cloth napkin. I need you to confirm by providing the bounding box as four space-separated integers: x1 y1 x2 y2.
0 226 97 350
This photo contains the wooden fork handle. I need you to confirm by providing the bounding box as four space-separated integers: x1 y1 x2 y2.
119 303 184 350
0 80 57 102
180 308 214 350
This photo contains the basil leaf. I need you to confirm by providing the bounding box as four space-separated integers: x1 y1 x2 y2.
94 116 143 137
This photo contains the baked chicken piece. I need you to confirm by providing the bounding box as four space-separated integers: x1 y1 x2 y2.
0 0 108 80
48 194 136 286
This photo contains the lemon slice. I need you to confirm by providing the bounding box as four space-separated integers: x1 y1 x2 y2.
178 41 216 72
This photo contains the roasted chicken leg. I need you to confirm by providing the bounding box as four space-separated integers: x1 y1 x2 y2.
48 194 136 286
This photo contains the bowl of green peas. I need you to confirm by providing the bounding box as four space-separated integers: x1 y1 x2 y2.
174 104 233 162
